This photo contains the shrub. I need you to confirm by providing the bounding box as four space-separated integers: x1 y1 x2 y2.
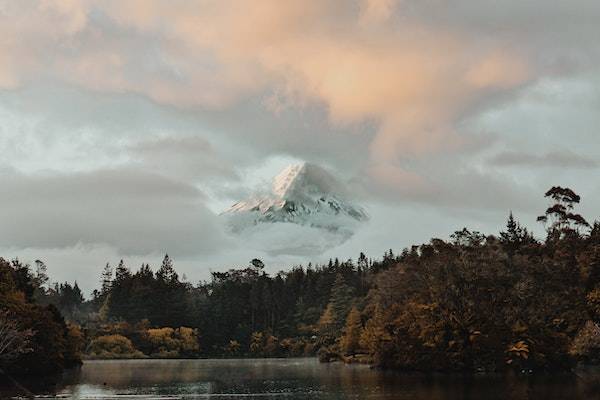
142 327 200 358
88 334 144 359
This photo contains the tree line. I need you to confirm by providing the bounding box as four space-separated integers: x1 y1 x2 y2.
3 186 600 376
0 258 83 378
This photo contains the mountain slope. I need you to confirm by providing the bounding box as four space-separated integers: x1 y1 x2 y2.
223 163 368 234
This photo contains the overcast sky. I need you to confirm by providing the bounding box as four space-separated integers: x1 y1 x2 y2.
1 0 600 294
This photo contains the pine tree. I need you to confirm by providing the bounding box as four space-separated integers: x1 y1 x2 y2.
154 254 188 326
357 252 368 272
323 274 355 332
501 212 518 241
100 263 113 295
500 212 526 257
72 282 84 304
157 254 178 283
108 260 132 321
114 260 130 282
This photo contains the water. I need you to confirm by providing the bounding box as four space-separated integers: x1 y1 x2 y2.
3 358 600 399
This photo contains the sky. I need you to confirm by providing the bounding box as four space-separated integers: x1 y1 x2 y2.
1 0 600 294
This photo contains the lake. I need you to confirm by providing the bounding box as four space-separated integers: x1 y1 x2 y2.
2 358 600 399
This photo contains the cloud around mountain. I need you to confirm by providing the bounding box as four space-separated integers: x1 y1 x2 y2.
222 162 369 255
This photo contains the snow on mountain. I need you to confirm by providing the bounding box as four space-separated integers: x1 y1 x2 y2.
221 162 368 255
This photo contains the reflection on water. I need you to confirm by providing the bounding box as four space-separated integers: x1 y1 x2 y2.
3 358 600 399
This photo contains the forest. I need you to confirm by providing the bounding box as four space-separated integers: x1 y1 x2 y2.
2 186 600 377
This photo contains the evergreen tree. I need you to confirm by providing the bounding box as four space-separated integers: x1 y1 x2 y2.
323 274 355 332
500 212 532 257
157 254 178 283
154 255 188 326
100 263 113 295
115 260 131 281
357 252 368 272
108 260 133 321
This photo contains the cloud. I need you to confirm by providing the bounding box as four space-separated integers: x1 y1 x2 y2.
3 0 598 205
359 0 399 24
0 167 226 256
364 164 538 213
128 135 238 182
490 150 598 169
1 0 600 287
0 0 535 163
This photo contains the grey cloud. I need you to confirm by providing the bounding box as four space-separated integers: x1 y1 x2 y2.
490 150 598 168
360 163 539 214
0 168 226 256
129 136 239 182
1 0 600 286
197 96 377 176
394 0 600 61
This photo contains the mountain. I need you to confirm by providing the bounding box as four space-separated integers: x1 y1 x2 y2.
222 163 368 254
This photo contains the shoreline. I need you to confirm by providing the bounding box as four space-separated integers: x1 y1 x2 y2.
77 357 595 377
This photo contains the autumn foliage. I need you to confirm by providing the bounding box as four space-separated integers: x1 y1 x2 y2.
4 186 600 374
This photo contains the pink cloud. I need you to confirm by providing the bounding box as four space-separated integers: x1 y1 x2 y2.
0 0 536 194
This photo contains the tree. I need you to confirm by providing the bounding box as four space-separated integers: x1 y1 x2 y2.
537 186 589 235
108 260 133 321
340 307 362 355
0 311 33 367
157 254 178 283
451 228 485 247
114 260 131 281
0 258 80 375
153 255 189 327
500 212 533 257
328 274 355 330
317 274 355 348
55 282 84 320
100 263 113 295
33 260 48 289
317 304 337 344
357 252 368 272
251 258 265 271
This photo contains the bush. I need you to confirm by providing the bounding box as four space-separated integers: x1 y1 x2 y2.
317 346 340 362
225 340 241 355
280 338 306 357
142 327 200 358
88 334 144 359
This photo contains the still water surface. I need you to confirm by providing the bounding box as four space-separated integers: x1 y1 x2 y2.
4 358 600 399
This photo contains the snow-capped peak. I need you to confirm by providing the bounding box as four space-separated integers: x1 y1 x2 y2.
272 163 305 198
222 162 368 234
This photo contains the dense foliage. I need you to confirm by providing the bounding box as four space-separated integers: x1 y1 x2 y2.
0 259 83 378
79 254 374 358
4 186 600 374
